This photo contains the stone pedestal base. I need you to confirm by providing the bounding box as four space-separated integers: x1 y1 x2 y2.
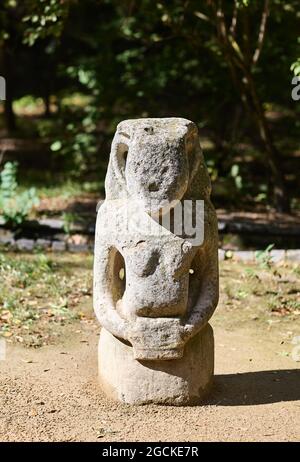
98 324 214 405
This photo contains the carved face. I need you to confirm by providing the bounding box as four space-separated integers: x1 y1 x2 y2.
109 119 194 216
127 130 189 215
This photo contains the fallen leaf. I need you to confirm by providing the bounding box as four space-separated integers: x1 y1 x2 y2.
2 332 12 337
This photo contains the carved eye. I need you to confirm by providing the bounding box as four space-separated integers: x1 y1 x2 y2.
116 142 129 174
112 250 126 301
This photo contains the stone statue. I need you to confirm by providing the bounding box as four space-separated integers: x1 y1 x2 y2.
94 118 219 405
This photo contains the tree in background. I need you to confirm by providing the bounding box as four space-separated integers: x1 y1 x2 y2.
202 0 293 212
0 0 299 212
0 0 69 132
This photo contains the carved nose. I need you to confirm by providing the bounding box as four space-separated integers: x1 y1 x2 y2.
148 181 159 192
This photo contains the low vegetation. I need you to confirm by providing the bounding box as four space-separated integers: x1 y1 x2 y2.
0 251 298 348
0 0 299 212
0 252 93 346
0 162 39 226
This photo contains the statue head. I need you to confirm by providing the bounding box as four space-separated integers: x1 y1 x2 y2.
105 118 210 216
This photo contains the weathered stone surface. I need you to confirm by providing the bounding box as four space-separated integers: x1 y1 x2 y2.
68 234 89 252
286 250 300 262
94 117 219 404
99 325 214 405
68 243 89 253
270 249 285 262
16 238 34 251
0 230 14 246
52 240 66 252
234 250 255 262
218 249 225 261
36 238 51 250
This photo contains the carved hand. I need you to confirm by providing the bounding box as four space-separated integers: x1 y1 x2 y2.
127 317 187 360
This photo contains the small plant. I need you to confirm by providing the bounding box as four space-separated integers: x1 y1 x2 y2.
62 212 80 234
0 161 39 226
244 267 260 280
255 244 274 269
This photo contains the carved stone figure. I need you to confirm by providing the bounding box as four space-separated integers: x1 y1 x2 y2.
94 118 219 405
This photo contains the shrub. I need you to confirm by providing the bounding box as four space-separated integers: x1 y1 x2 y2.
0 162 39 226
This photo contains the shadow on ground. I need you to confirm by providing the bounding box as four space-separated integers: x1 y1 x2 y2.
207 369 300 406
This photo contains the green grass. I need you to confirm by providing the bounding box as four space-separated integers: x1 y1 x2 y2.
0 251 299 348
218 258 300 330
0 252 93 346
18 172 104 200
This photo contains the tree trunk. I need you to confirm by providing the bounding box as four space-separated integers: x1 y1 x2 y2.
208 0 290 213
44 92 51 118
244 71 290 213
4 92 16 133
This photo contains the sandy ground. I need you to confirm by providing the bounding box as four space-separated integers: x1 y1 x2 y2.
0 317 299 442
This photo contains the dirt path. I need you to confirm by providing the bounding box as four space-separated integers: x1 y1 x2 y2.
0 318 299 442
